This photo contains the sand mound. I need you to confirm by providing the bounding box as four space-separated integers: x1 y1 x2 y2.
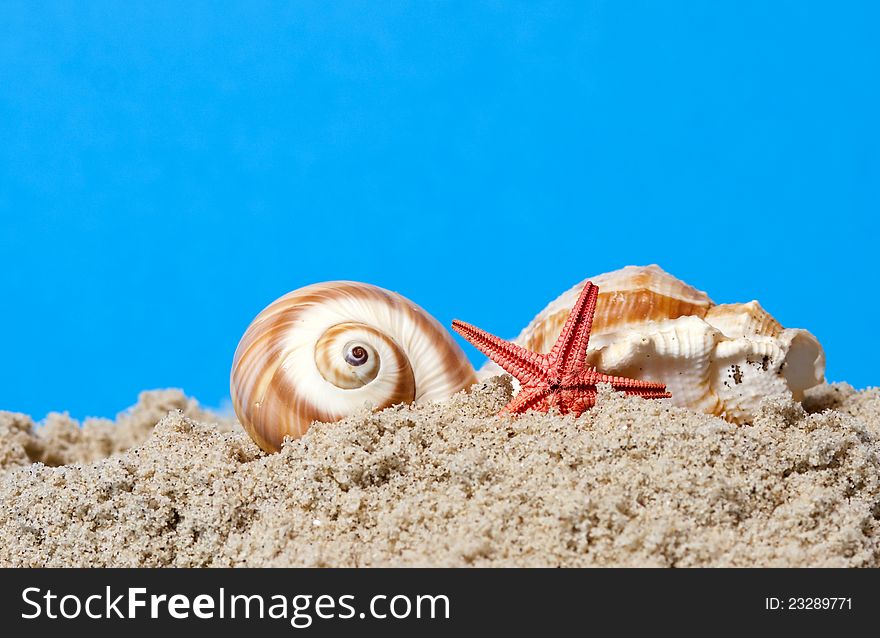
1 379 878 567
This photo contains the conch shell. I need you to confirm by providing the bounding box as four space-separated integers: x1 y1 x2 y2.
231 281 476 452
483 265 825 423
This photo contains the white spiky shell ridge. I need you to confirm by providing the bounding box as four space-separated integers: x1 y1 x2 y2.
482 265 825 424
231 281 476 452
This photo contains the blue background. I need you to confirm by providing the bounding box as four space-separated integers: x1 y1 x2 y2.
1 1 877 419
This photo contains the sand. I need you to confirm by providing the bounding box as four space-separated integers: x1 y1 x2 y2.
1 378 878 567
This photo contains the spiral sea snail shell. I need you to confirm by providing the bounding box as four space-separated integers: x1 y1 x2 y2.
231 281 477 452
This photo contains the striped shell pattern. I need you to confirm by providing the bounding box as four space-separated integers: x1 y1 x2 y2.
231 281 476 452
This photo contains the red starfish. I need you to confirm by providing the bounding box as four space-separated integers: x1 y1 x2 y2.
452 282 671 416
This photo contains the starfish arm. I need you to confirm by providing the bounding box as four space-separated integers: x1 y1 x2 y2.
591 372 672 398
562 389 597 415
621 388 672 399
548 281 598 376
451 320 548 385
502 385 552 414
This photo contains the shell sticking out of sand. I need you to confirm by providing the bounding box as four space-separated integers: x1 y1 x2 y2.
481 265 826 424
